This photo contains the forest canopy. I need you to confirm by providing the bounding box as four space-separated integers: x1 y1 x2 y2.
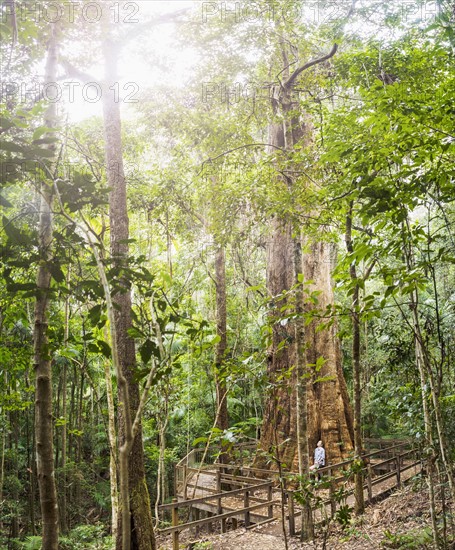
0 1 454 549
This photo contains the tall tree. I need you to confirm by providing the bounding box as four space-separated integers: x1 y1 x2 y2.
33 22 60 550
345 205 365 514
214 244 229 453
102 29 156 550
258 40 354 470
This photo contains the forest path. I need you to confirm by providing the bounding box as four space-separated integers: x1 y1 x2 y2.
162 476 434 550
182 457 420 530
157 441 422 548
256 458 420 537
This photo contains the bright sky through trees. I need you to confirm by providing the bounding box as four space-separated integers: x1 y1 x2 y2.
62 0 199 121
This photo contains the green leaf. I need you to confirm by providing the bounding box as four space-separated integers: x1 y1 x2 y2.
2 216 30 245
192 437 208 446
49 262 65 283
0 140 25 153
139 339 159 364
88 304 102 326
0 194 12 207
97 340 111 358
32 127 54 141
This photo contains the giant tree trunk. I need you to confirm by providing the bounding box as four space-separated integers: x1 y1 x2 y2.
102 35 155 550
33 24 59 550
303 242 354 465
258 44 354 470
258 214 297 470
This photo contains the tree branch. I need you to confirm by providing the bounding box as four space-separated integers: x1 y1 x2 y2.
284 43 338 90
198 143 285 175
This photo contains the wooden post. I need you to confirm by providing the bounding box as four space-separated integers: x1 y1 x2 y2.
329 480 336 518
207 511 214 533
216 469 222 493
194 508 200 536
267 484 273 519
183 464 188 500
216 470 225 532
396 456 401 488
367 464 373 501
288 492 295 536
171 498 179 550
244 490 250 528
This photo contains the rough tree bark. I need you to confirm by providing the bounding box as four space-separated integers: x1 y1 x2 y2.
294 234 313 540
258 43 354 470
103 329 119 538
345 206 364 514
33 23 59 550
214 245 229 450
102 35 155 550
60 286 69 534
303 242 354 464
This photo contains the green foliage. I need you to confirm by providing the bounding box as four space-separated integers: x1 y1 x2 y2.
12 525 114 550
59 524 113 550
381 527 434 548
292 472 353 531
335 504 353 528
12 536 43 550
191 542 214 550
1 0 454 546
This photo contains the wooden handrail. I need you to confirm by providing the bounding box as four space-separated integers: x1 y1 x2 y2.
286 454 420 537
313 442 414 475
159 481 272 510
158 499 275 536
168 438 419 546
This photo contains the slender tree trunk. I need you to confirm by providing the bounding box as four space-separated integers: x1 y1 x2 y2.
401 220 441 547
68 366 76 465
403 217 455 501
60 284 70 534
102 32 155 550
154 414 168 527
411 295 440 548
55 379 61 468
33 23 59 550
215 245 229 462
104 329 119 538
0 387 5 531
74 372 84 514
27 407 36 535
294 234 313 540
10 409 19 539
345 208 364 514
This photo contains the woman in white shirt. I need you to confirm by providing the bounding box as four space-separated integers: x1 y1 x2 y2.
309 440 325 471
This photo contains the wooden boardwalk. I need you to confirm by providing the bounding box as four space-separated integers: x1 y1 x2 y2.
157 439 421 548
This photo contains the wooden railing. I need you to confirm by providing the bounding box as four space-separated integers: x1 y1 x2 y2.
159 476 276 550
165 438 420 545
286 442 421 537
174 440 257 496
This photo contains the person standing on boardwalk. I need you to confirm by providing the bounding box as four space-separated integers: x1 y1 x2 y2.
309 441 326 471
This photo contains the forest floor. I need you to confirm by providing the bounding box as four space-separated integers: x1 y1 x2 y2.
156 480 454 549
